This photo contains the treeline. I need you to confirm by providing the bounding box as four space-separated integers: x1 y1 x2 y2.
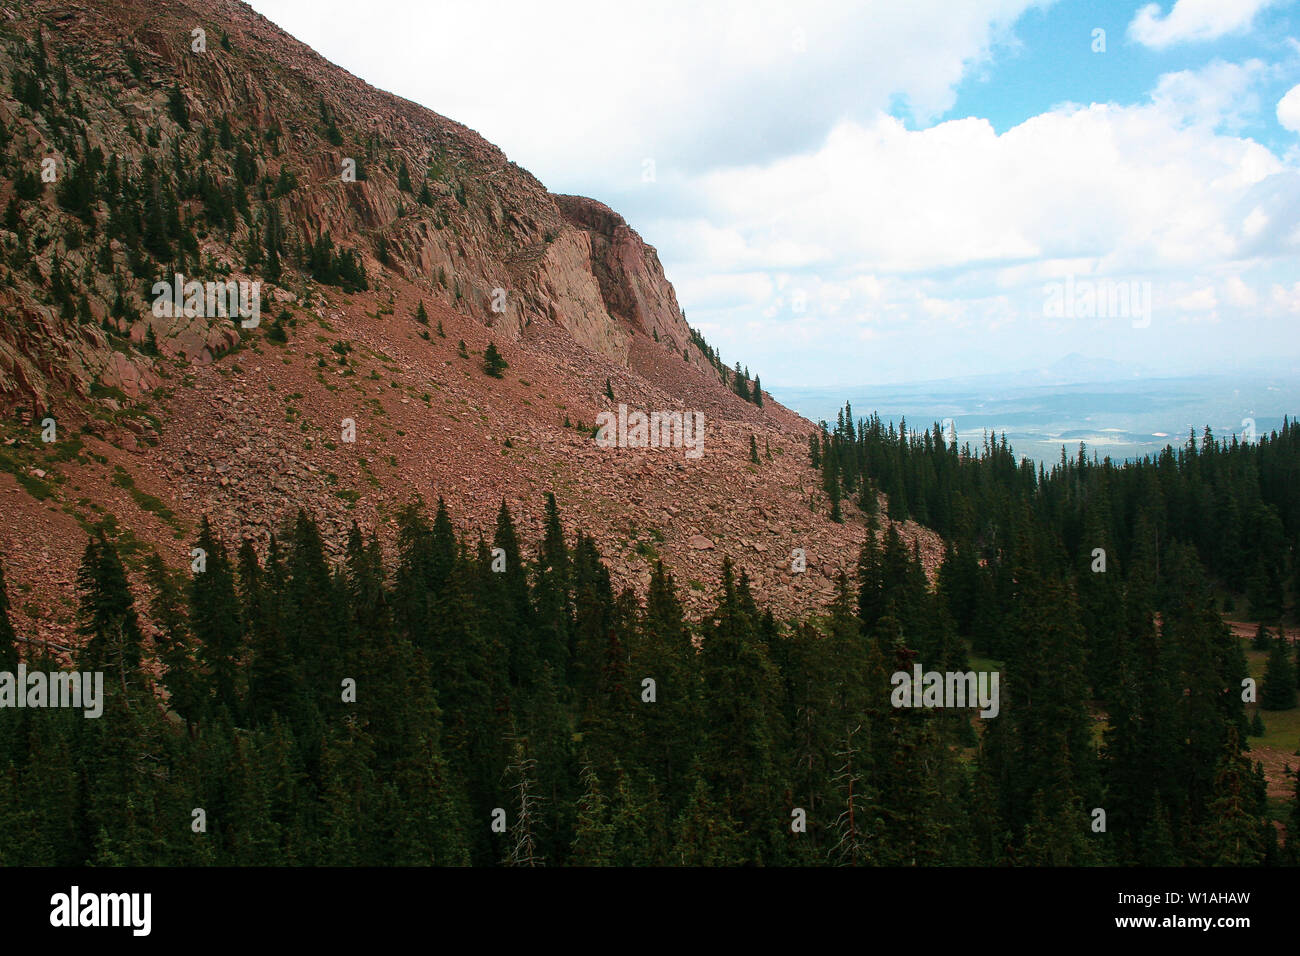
1 487 1296 866
812 406 1300 625
685 320 763 407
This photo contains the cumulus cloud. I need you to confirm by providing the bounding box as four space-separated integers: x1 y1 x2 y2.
1279 83 1300 132
246 0 1299 384
678 89 1287 280
247 0 1040 190
1151 59 1268 129
654 59 1298 382
1128 0 1279 49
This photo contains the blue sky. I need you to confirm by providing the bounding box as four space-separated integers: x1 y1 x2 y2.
945 0 1298 148
246 0 1300 391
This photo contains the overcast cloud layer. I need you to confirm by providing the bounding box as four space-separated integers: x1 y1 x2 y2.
247 0 1300 386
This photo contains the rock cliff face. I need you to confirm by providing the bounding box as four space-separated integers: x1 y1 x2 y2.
0 0 945 646
0 0 703 413
554 195 694 357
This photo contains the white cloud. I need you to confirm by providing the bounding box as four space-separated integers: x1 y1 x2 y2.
1128 0 1279 49
244 0 1300 385
1278 83 1300 132
1224 275 1258 305
657 61 1298 382
247 0 1041 191
1150 59 1267 129
679 90 1286 281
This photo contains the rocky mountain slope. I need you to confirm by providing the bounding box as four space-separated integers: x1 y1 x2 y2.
0 0 942 648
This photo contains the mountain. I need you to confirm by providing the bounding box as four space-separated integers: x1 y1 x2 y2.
0 0 941 645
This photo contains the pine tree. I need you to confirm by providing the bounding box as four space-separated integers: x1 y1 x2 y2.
750 435 760 464
698 559 787 862
190 517 245 721
0 552 17 674
732 361 749 402
483 341 507 378
492 499 536 686
533 492 572 673
1287 764 1300 865
1262 634 1297 710
672 771 743 866
569 762 614 866
75 532 146 691
167 86 189 129
633 561 700 812
142 552 201 731
1252 622 1272 650
1198 728 1270 865
414 300 428 324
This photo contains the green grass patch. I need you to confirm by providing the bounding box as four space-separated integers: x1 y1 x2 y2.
110 466 184 531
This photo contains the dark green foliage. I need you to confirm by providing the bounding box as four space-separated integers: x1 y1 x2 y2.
483 341 507 377
14 170 42 201
56 161 96 223
1 475 1282 867
0 553 17 674
273 166 298 197
1262 634 1297 710
1253 623 1272 650
306 232 367 292
167 86 190 129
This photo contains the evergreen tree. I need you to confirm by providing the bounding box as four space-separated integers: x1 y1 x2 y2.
75 532 146 690
697 560 787 862
569 762 614 866
190 518 245 721
1262 634 1297 710
1253 623 1272 650
1198 728 1270 865
483 341 508 378
0 552 17 674
167 86 189 129
672 771 743 866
